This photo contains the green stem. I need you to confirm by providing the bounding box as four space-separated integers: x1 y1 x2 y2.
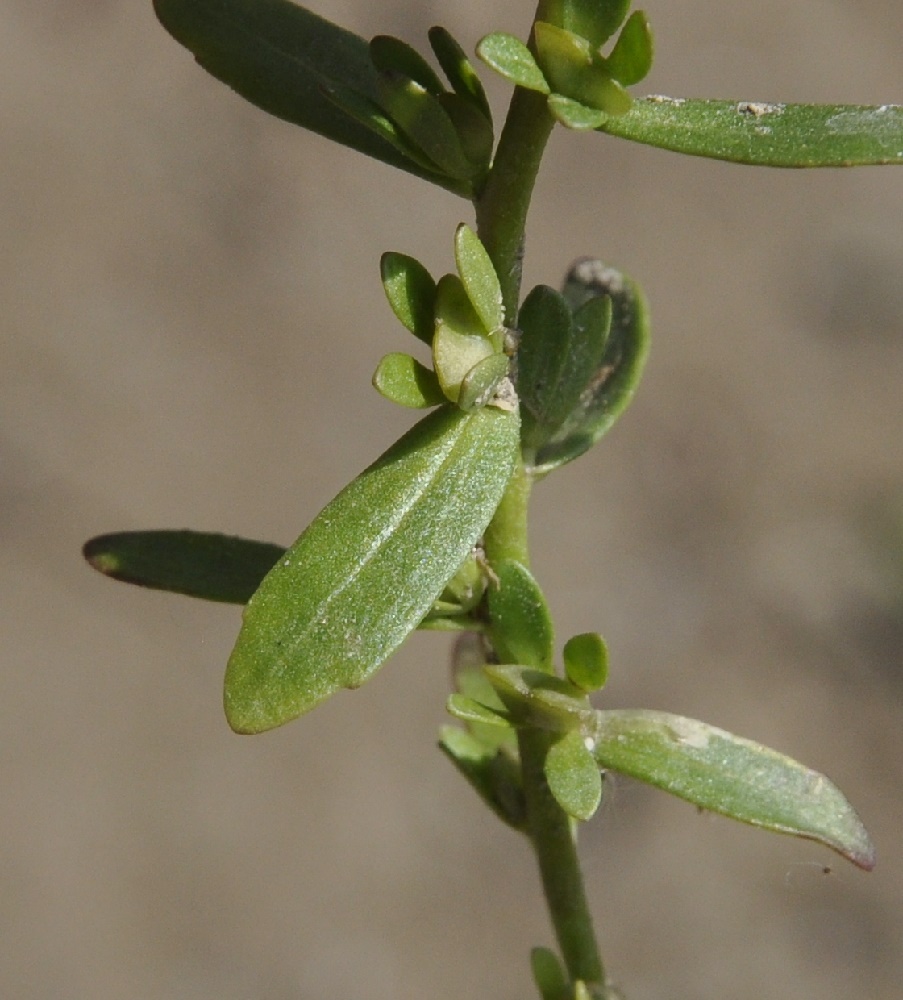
475 86 556 319
474 43 605 995
483 458 532 567
519 727 605 989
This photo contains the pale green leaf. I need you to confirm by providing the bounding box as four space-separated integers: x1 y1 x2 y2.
600 97 903 166
476 32 550 94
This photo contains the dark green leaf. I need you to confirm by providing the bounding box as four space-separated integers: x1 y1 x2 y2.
531 260 650 475
587 710 876 870
321 83 444 173
487 561 555 671
225 404 520 733
517 284 608 455
372 352 445 408
380 251 437 345
369 34 444 95
563 632 609 691
83 530 284 604
439 725 526 830
599 97 903 167
476 33 550 94
545 729 603 821
152 0 471 195
604 10 653 86
428 26 493 122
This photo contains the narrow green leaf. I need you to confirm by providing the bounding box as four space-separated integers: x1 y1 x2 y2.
530 946 568 1000
439 725 527 830
537 0 630 49
563 632 609 692
476 33 550 94
372 352 445 408
454 224 505 331
604 10 654 86
599 97 903 167
447 694 512 728
487 561 555 671
428 26 493 122
380 251 437 345
376 73 475 179
152 0 470 196
531 260 650 475
225 404 520 733
545 729 603 821
586 710 876 870
369 34 444 96
83 530 284 604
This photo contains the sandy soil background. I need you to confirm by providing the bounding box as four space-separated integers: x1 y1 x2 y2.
2 1 901 998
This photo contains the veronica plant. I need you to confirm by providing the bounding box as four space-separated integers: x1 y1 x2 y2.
84 0 901 996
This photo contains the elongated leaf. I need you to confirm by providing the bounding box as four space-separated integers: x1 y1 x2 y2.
428 26 493 123
455 224 505 332
153 0 471 195
587 710 876 870
225 404 520 733
83 530 284 604
600 97 903 166
484 665 875 868
604 10 653 86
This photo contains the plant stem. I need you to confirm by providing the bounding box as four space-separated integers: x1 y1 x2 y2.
483 458 532 567
475 86 556 319
475 52 605 993
519 727 605 989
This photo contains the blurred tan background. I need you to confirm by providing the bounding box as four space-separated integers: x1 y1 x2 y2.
2 1 901 998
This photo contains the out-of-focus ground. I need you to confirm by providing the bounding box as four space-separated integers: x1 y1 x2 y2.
2 2 901 998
